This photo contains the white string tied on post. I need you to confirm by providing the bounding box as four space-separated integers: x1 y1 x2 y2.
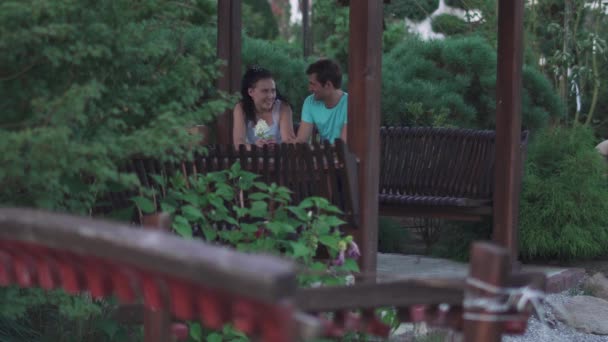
462 277 546 324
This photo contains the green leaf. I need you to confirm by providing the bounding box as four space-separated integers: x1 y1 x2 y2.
266 221 296 234
240 223 259 234
207 332 222 342
131 196 155 213
202 227 217 241
172 216 193 239
248 192 270 201
290 242 312 259
181 205 203 221
160 202 176 215
339 258 360 272
189 322 202 342
250 201 268 218
150 174 166 187
319 235 341 251
287 206 310 221
181 192 200 206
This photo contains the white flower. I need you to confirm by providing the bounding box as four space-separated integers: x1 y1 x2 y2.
253 119 271 139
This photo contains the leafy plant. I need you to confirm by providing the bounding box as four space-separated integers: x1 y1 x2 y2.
0 0 232 214
431 14 470 36
385 0 440 22
132 162 362 339
382 36 564 130
520 125 608 260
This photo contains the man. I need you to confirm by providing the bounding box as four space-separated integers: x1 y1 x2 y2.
295 59 348 143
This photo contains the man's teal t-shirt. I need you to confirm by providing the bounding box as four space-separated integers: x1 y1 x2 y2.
301 93 348 143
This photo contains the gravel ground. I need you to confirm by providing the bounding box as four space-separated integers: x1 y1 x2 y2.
504 291 608 342
387 290 608 341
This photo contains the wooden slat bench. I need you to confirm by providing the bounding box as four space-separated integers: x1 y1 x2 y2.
0 208 301 342
109 140 360 227
379 127 529 221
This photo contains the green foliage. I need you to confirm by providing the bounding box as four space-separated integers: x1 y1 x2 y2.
242 0 279 40
444 0 485 10
431 14 469 36
242 37 311 119
132 163 361 339
382 36 564 129
431 222 491 261
378 217 410 253
520 125 608 260
311 1 350 68
385 0 440 22
311 1 411 70
0 1 229 340
0 0 232 213
0 287 136 341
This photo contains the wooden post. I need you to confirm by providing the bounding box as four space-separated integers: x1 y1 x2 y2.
347 0 384 276
141 213 172 342
216 0 242 144
492 0 524 266
463 242 510 342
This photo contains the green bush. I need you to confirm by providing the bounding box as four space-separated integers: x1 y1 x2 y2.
243 0 279 40
0 1 229 340
444 0 486 10
520 125 608 260
378 217 410 253
0 0 232 213
132 163 361 340
385 0 440 22
431 14 470 36
382 36 564 129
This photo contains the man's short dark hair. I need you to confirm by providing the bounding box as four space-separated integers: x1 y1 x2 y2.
306 59 342 89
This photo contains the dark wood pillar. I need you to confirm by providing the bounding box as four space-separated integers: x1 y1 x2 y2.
492 0 524 265
216 0 242 144
463 242 510 341
347 0 384 276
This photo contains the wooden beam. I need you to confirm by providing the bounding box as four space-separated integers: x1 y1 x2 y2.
492 0 524 265
0 208 297 303
346 0 384 277
216 0 242 144
296 278 464 311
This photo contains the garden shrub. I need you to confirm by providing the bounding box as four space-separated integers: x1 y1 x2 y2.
133 163 362 339
444 0 486 10
0 0 232 213
378 217 410 253
385 0 440 22
0 0 230 339
431 14 470 36
382 36 564 129
520 125 608 260
243 0 279 40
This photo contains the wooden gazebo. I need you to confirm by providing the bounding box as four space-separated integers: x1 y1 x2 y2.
215 0 524 274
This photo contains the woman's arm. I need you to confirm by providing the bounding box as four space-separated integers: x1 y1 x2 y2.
279 103 297 143
232 103 248 146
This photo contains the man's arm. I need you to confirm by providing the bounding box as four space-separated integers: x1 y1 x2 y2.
340 123 347 143
294 121 314 143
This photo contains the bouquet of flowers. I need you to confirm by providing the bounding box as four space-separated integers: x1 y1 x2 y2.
253 119 271 140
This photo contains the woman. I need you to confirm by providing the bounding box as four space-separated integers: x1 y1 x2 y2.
233 66 296 147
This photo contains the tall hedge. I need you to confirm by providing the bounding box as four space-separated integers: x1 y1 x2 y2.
520 126 608 260
0 0 231 213
382 36 564 129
